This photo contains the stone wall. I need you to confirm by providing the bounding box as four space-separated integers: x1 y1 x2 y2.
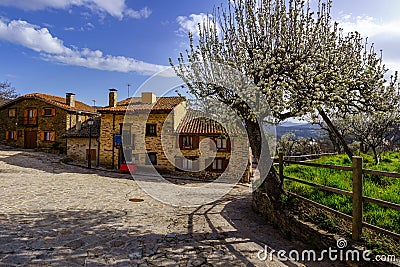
0 99 68 151
66 137 99 165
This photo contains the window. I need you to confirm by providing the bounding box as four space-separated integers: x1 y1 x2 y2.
212 158 224 171
178 135 198 150
175 157 198 171
6 131 17 141
146 124 157 136
215 138 228 149
41 131 55 141
8 108 16 118
24 108 37 125
182 158 192 170
42 108 55 117
181 136 192 149
146 153 157 165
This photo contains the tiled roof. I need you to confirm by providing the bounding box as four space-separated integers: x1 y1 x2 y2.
176 110 230 135
63 117 100 138
0 93 97 113
98 96 185 113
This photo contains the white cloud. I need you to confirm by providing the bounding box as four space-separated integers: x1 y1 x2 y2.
0 0 151 20
176 13 219 38
0 19 168 76
125 7 152 19
64 26 75 31
337 14 400 72
0 20 72 54
337 14 400 38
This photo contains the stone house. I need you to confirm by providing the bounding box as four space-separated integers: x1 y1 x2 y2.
97 89 251 181
0 93 97 152
174 110 251 181
97 89 186 170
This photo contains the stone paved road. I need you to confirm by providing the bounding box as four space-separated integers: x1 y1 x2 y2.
0 148 347 266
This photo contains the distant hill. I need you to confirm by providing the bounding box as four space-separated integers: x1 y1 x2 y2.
277 122 326 140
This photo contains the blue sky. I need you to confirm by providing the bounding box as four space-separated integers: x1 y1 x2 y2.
0 0 399 106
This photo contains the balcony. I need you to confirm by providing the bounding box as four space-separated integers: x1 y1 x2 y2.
20 117 38 126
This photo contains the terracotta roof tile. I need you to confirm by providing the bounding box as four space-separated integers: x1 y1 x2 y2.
10 93 97 113
176 110 231 135
98 96 185 113
64 117 100 138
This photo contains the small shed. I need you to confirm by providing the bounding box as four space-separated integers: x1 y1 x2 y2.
64 117 100 166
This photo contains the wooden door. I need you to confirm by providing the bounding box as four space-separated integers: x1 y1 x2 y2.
24 131 37 149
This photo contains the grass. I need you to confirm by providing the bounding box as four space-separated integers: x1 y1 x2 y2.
283 151 400 235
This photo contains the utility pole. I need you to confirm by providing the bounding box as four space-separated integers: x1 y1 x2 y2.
127 83 131 98
92 100 96 108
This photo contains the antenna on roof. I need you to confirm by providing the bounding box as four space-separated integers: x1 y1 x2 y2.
127 83 131 98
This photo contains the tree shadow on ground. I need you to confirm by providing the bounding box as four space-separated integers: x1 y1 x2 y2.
0 196 347 266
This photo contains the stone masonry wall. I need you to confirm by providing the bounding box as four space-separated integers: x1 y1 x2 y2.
66 137 99 164
0 99 68 151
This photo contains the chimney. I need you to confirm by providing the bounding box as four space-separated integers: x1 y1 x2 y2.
109 88 118 107
66 93 75 107
141 92 156 104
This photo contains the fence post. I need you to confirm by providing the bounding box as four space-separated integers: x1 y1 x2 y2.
279 152 284 188
352 156 363 240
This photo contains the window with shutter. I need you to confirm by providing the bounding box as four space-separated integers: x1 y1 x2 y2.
181 136 193 149
8 108 16 118
211 158 225 172
215 137 228 150
42 108 55 117
42 131 55 141
24 108 38 125
6 131 16 141
145 124 157 136
182 158 193 170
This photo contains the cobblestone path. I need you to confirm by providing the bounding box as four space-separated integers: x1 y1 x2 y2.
0 148 346 266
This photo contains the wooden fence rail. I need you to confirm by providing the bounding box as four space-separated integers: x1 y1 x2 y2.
277 152 400 240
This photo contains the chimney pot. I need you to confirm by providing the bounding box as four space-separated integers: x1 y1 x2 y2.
66 93 75 107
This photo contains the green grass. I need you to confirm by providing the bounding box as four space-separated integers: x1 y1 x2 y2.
283 151 400 235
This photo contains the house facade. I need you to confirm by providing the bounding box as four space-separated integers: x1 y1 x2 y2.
97 89 186 170
0 93 97 152
174 110 251 181
96 89 251 181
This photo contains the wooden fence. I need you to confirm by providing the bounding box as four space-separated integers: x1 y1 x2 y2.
276 152 400 241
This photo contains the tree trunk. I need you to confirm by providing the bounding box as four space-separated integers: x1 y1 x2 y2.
318 108 353 158
246 119 285 205
371 146 380 165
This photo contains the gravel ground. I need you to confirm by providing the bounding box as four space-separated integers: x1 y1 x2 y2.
0 147 347 266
